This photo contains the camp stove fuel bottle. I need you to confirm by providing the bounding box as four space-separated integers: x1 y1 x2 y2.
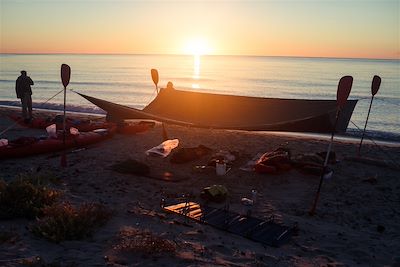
251 190 257 204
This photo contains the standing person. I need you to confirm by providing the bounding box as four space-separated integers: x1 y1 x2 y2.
15 70 34 123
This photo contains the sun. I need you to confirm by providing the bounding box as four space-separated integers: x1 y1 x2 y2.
183 38 212 56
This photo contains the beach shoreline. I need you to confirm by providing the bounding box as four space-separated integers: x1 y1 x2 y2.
1 106 399 266
2 104 399 147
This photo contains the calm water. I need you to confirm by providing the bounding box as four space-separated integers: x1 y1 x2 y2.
0 54 399 140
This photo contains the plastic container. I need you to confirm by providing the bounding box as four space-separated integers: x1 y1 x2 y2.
46 124 57 138
241 197 253 216
251 190 257 204
216 160 227 176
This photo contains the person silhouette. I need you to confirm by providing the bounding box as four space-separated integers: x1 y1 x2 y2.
15 70 34 123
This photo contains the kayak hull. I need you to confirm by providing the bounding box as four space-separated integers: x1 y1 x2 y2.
0 127 115 159
9 115 113 132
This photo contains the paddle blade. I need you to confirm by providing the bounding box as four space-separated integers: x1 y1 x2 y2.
371 75 381 96
61 64 71 88
151 69 159 86
337 76 353 110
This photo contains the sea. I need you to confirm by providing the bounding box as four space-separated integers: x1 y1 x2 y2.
0 54 399 142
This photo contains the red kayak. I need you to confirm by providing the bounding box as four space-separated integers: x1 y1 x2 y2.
0 126 116 159
9 114 113 132
117 121 155 135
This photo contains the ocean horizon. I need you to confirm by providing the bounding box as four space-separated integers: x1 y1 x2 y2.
2 52 398 61
1 54 399 141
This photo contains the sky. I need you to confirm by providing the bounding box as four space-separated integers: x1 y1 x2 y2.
0 0 399 59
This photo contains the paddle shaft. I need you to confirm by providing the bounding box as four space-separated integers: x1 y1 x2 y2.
358 96 374 156
309 109 341 215
63 86 66 146
60 64 71 167
162 123 168 141
151 69 168 140
60 86 67 167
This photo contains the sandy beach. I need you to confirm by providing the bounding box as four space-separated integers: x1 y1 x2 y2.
0 106 399 267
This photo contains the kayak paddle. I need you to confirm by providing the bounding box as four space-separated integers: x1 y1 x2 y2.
151 69 159 94
61 64 71 167
358 75 381 156
151 69 168 141
309 75 353 216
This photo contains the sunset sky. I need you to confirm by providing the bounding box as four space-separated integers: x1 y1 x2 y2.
0 0 398 59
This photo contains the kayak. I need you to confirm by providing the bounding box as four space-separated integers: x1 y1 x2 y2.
9 114 113 132
0 126 116 159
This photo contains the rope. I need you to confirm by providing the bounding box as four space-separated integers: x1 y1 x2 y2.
358 96 400 108
350 120 400 169
374 97 400 108
357 96 372 101
68 89 105 121
0 88 65 136
0 120 21 136
40 88 64 105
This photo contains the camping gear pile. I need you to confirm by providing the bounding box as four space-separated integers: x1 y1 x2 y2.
117 120 156 135
170 145 212 163
254 147 292 174
200 185 228 203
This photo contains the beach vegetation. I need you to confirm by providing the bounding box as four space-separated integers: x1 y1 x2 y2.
15 171 61 186
0 174 60 219
113 227 176 254
18 256 79 267
31 202 112 243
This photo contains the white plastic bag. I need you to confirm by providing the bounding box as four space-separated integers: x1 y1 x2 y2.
46 124 57 138
70 127 79 136
145 139 179 158
0 139 8 147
